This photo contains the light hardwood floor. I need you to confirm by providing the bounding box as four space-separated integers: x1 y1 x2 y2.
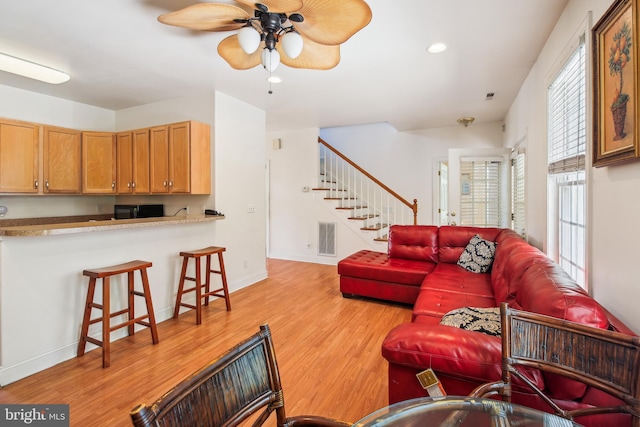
0 259 412 426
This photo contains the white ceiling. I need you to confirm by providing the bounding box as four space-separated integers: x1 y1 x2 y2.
0 0 569 132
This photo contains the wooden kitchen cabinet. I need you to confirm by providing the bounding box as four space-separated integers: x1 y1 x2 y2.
43 126 82 194
0 119 39 193
82 131 116 194
117 129 150 194
150 121 210 194
150 125 170 193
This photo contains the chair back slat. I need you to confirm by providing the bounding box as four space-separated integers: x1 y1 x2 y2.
131 325 282 427
509 310 640 400
471 303 640 426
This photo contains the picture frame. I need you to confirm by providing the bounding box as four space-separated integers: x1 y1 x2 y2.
593 0 639 167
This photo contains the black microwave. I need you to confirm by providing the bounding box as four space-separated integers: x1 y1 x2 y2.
114 204 164 219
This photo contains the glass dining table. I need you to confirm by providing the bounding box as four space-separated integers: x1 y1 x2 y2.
353 396 584 427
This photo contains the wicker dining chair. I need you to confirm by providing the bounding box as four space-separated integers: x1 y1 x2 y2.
470 302 640 426
130 324 350 427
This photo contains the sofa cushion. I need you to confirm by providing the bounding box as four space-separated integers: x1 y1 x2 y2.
338 249 435 285
381 322 544 390
412 287 496 320
438 226 503 264
439 306 501 336
516 261 610 329
457 234 497 273
388 225 439 263
491 230 550 304
420 263 494 298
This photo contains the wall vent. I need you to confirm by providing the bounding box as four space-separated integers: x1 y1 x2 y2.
318 222 337 256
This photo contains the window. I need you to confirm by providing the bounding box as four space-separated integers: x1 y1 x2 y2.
460 159 503 227
511 149 526 236
547 37 586 288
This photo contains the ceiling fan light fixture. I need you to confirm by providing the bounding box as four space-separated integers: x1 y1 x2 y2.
281 31 303 59
261 48 280 72
238 26 261 54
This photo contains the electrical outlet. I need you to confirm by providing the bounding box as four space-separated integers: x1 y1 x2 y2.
243 258 248 269
248 205 255 213
186 206 190 215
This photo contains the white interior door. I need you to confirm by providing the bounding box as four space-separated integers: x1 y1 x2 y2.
447 148 511 227
434 160 449 226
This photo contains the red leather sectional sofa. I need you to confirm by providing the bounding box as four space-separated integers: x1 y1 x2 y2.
338 225 636 427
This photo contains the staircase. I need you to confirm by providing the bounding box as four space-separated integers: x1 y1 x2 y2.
314 137 418 242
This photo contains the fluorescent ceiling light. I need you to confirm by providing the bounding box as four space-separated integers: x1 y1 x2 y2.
0 53 70 84
427 43 447 54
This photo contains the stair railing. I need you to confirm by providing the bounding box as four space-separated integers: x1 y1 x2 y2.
318 138 418 237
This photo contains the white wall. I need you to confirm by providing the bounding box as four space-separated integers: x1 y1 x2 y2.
213 92 267 288
321 121 504 225
504 0 640 332
266 127 384 264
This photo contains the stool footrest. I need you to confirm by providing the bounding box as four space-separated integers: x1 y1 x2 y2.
85 337 103 348
110 315 150 332
178 302 197 310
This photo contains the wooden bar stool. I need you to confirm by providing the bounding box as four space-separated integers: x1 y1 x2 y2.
77 260 160 368
174 246 231 325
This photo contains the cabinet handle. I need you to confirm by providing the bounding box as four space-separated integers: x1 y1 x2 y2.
163 180 167 187
112 181 116 189
34 179 39 189
127 182 131 188
169 180 173 188
46 180 49 189
132 182 136 189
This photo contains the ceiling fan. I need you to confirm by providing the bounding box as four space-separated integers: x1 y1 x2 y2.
158 0 372 72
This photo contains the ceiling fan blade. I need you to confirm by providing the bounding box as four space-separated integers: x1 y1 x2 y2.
218 35 262 70
234 0 303 14
158 3 250 32
293 0 372 46
278 35 340 70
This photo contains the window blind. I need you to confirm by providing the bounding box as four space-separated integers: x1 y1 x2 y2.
460 160 502 227
548 37 586 173
511 151 525 236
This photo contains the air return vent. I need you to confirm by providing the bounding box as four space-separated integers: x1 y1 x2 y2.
318 222 336 256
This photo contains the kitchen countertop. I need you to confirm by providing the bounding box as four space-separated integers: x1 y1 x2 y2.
0 214 225 237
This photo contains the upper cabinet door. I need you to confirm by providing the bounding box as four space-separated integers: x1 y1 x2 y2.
0 119 39 193
168 122 191 193
43 126 82 194
82 132 116 194
116 131 134 193
150 125 169 194
132 128 150 194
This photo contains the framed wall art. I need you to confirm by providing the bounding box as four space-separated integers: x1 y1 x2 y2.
593 0 639 167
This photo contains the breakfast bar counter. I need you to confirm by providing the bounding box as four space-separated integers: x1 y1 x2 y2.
0 214 226 386
0 214 224 236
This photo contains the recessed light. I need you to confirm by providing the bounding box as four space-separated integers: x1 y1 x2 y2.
0 53 70 84
267 76 281 84
427 43 447 54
